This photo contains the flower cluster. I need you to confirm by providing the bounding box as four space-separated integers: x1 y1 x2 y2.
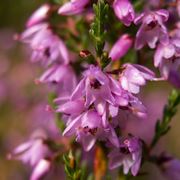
8 0 180 179
56 62 153 171
18 3 77 96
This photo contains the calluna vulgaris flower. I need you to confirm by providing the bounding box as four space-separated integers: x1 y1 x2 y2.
58 0 90 15
62 108 119 151
30 159 51 180
154 38 180 87
108 136 142 176
119 63 155 94
56 64 148 152
113 0 135 26
134 10 169 49
109 34 133 61
20 23 69 65
8 130 51 166
26 4 50 28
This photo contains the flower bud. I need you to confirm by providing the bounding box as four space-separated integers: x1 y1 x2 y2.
113 0 135 26
109 34 132 61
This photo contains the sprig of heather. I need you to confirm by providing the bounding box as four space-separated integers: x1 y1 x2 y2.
150 89 180 149
90 0 109 57
63 150 87 180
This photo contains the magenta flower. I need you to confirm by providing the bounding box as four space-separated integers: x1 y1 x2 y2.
58 0 90 15
154 41 177 68
119 63 155 94
154 40 180 87
8 130 51 167
20 23 69 65
26 4 50 28
112 92 147 119
37 64 77 93
127 94 147 118
109 34 133 61
113 0 135 26
134 10 169 49
30 159 51 180
63 109 119 151
71 65 116 107
108 136 142 176
160 59 180 87
56 98 85 116
168 69 180 89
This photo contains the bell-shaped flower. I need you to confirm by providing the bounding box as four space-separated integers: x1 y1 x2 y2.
71 65 117 107
63 109 119 151
154 40 178 68
113 0 135 26
26 4 50 28
119 63 155 94
108 136 142 176
112 90 147 119
30 159 51 180
56 98 85 116
154 39 180 88
134 10 169 49
58 0 90 15
37 64 77 94
109 34 133 61
20 23 69 65
8 130 51 167
159 58 180 88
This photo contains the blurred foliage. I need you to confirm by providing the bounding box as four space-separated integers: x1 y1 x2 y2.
0 0 44 30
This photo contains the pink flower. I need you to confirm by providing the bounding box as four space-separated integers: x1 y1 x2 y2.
20 23 69 65
154 41 177 68
134 10 169 49
30 159 51 180
26 4 50 28
56 98 85 116
119 63 155 94
109 34 133 61
154 39 180 88
108 136 142 176
8 130 51 167
58 0 90 15
160 59 180 88
112 91 147 119
63 109 119 151
70 65 117 107
37 64 77 94
113 0 135 26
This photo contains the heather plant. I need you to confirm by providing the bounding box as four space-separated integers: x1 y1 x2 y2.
7 0 180 179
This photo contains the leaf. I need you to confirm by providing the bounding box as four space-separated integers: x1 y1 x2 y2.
89 0 109 57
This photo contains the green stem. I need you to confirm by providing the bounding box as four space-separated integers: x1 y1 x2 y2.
90 0 109 58
150 89 180 149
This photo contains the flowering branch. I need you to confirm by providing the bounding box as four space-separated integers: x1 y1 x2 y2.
150 89 180 149
6 0 180 179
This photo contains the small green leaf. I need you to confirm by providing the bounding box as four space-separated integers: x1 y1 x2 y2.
90 0 109 59
151 89 180 148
